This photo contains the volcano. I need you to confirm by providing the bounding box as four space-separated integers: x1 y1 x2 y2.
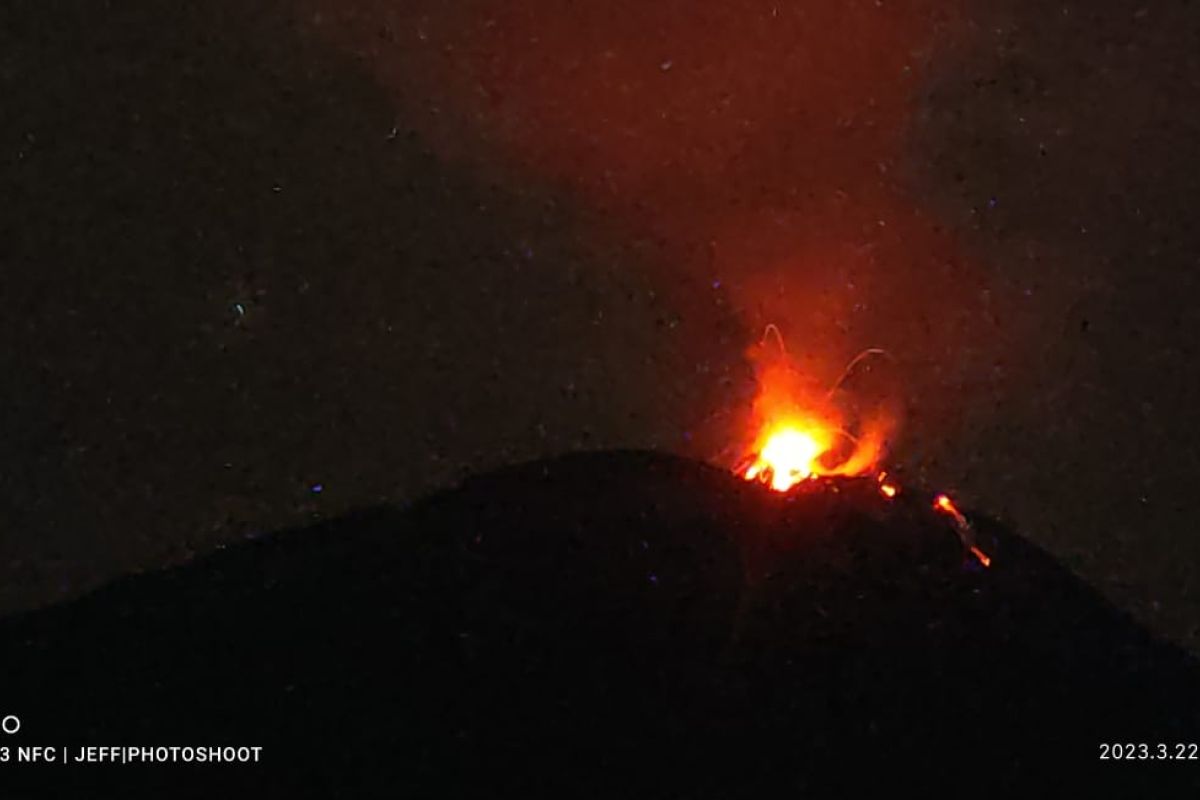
2 451 1197 795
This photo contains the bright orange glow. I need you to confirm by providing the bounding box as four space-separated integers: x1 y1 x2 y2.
880 483 898 499
739 332 894 493
969 545 992 568
933 493 966 525
743 424 831 491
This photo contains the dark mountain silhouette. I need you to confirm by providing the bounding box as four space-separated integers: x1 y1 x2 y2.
2 450 1197 796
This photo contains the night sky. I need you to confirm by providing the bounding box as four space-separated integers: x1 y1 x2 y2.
3 0 1199 650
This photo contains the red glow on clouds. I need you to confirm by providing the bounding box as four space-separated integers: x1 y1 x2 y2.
321 0 1007 457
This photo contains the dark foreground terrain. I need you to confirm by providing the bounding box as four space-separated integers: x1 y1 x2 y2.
2 451 1197 796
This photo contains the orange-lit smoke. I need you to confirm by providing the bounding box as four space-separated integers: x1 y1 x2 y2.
319 0 1011 462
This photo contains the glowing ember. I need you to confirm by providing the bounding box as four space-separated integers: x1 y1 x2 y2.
933 493 966 526
933 493 992 568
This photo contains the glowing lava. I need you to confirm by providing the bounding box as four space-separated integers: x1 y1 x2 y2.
732 331 990 569
738 331 892 492
743 424 832 492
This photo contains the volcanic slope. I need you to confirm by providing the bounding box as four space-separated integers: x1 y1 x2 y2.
2 450 1197 796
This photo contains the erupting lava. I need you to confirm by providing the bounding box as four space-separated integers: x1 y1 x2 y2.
733 328 990 569
739 414 884 492
743 425 831 492
737 328 892 492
